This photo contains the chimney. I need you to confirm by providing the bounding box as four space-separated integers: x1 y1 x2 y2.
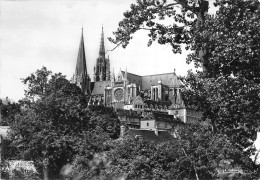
120 125 126 138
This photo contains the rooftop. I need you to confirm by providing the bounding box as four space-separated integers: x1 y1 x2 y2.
142 111 185 124
117 109 142 117
120 71 183 90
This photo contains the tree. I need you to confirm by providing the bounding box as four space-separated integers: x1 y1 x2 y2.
10 79 87 179
181 71 260 149
110 0 260 79
111 0 260 161
21 66 52 101
188 0 260 80
88 106 120 139
0 100 20 126
109 0 210 72
69 123 257 180
6 67 120 179
177 123 257 179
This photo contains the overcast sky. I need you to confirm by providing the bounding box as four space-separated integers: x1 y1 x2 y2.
0 0 216 101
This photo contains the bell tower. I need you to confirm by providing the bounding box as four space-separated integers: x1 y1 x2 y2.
94 26 110 81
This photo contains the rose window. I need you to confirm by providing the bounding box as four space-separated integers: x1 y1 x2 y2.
114 89 123 101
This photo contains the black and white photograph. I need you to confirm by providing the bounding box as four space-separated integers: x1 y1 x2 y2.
1 0 260 179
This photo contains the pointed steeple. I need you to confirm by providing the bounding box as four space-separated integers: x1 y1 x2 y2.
75 27 87 77
99 25 105 57
95 25 111 81
73 28 90 94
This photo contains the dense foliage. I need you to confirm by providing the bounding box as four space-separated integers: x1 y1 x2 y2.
110 0 260 79
110 0 260 145
109 0 210 71
107 0 260 178
181 71 260 149
3 67 120 179
65 123 256 180
189 0 260 80
109 0 207 51
3 1 260 178
0 100 20 126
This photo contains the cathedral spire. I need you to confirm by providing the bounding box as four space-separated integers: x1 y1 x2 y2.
95 25 110 81
73 28 90 94
75 28 87 76
99 25 105 57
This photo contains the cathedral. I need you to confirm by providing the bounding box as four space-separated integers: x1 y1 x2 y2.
72 27 202 124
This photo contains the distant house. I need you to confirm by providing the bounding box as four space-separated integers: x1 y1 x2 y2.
168 107 203 124
141 111 184 131
118 111 186 142
117 109 142 129
123 96 145 111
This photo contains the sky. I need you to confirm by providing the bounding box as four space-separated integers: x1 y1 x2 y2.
0 0 216 101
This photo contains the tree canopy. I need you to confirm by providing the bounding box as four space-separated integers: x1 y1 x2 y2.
109 0 209 71
4 0 260 177
181 70 260 150
4 67 120 179
109 1 260 177
188 0 260 80
109 0 208 51
65 123 257 180
0 100 20 126
110 0 260 145
110 0 260 78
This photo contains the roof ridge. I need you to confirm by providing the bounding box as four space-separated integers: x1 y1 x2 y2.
121 71 142 77
121 71 176 77
141 72 176 77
